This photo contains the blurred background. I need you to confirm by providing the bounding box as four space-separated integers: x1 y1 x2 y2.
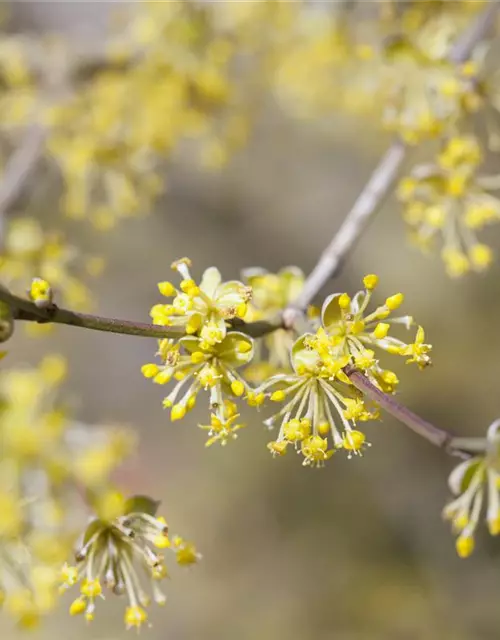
4 2 500 639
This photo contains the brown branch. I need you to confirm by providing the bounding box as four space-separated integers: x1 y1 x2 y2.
294 140 406 311
0 125 46 235
290 1 499 313
345 366 483 458
0 286 275 340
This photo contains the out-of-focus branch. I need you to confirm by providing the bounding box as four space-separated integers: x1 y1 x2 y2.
0 125 46 233
449 0 499 64
292 1 499 313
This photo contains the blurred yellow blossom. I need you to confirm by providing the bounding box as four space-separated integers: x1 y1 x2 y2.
60 494 200 628
443 419 500 557
398 136 500 276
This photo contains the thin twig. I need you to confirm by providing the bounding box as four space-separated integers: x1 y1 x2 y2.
0 287 276 340
344 367 481 458
291 0 499 313
0 125 46 237
294 140 406 311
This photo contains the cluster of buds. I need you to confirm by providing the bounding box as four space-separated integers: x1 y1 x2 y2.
60 495 199 629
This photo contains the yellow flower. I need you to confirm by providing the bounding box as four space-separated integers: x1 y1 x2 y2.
398 136 500 277
151 259 252 348
242 266 306 381
312 275 431 385
143 331 254 446
0 217 101 319
60 495 199 626
443 419 500 557
258 333 378 465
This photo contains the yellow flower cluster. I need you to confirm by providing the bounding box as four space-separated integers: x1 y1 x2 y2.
272 2 483 140
0 217 103 322
258 275 431 465
0 356 133 626
60 494 199 629
242 266 306 382
142 331 252 447
0 35 36 134
398 136 500 277
151 258 251 347
44 1 268 229
144 265 431 465
144 260 254 444
379 33 481 145
443 420 500 558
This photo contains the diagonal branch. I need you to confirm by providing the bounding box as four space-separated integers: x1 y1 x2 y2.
344 366 480 457
294 140 406 311
0 125 46 236
291 1 499 313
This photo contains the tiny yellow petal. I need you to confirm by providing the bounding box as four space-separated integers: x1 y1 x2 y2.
231 380 245 397
373 322 390 339
339 293 351 310
142 363 160 379
191 351 205 364
456 535 474 558
158 281 177 297
270 390 286 402
363 274 378 290
385 293 404 311
171 405 186 421
69 598 86 616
